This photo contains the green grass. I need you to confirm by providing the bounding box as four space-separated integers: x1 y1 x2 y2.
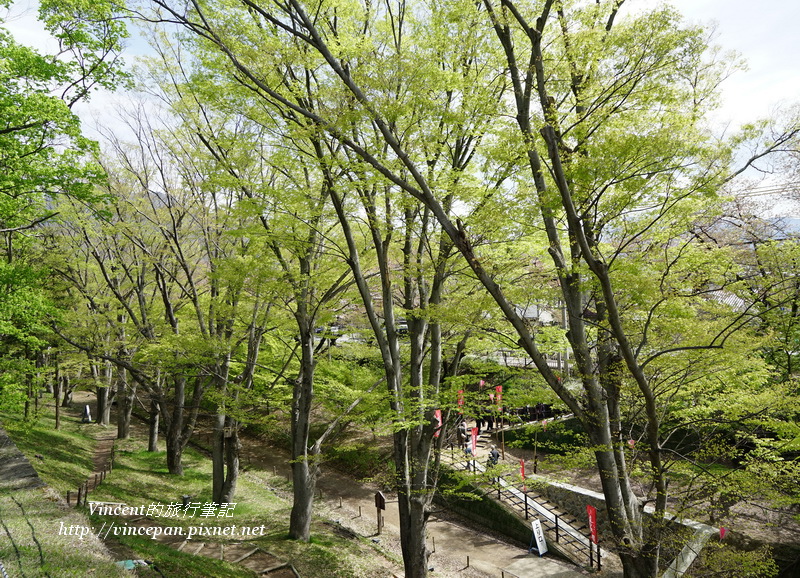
88 439 389 576
2 410 99 495
4 400 397 577
0 488 126 577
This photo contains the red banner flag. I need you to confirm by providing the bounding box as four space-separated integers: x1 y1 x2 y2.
434 409 442 437
587 505 598 544
471 427 478 456
495 385 503 407
719 527 727 540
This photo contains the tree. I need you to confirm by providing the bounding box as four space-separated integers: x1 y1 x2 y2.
50 98 285 482
137 0 799 575
0 0 127 413
141 2 506 569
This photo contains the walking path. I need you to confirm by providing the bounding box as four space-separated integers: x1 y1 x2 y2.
239 440 588 577
68 391 589 577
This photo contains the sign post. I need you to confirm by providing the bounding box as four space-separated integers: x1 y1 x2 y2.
529 519 548 556
375 491 386 535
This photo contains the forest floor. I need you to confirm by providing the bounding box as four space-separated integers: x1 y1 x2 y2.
69 391 592 577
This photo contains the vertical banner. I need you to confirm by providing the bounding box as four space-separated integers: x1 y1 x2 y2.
433 409 442 437
471 427 478 456
495 385 503 407
719 527 727 540
587 504 598 544
520 459 526 491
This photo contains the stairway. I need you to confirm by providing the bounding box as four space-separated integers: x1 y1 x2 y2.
445 422 610 571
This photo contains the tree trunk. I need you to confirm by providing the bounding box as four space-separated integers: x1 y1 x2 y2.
397 493 430 578
54 373 62 430
289 448 316 540
220 417 239 504
96 386 110 426
619 551 659 578
212 409 225 502
148 398 160 452
395 419 434 578
289 324 317 541
61 373 73 407
162 376 186 474
117 374 134 440
212 356 238 504
165 424 184 475
212 417 240 503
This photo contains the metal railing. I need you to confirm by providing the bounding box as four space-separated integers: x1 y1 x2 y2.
459 458 603 570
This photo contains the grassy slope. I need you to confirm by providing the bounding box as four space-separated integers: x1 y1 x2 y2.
1 413 126 577
4 404 396 577
90 437 392 577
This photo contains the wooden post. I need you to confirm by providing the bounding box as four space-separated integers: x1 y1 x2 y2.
77 485 82 506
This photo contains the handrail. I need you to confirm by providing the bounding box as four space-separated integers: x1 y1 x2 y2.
460 458 605 568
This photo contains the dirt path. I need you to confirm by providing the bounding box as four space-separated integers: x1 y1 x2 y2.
68 391 588 576
240 438 589 577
